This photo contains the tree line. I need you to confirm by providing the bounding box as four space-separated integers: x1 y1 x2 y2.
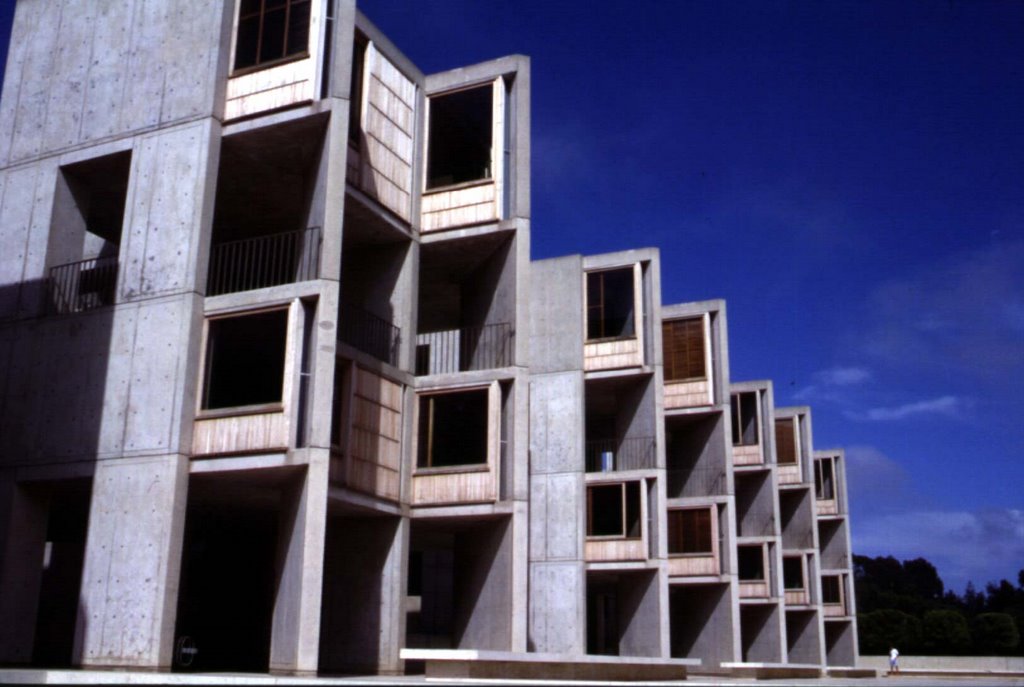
854 555 1022 655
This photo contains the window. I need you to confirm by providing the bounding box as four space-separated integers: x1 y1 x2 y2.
783 556 805 590
730 392 759 446
775 418 797 465
586 268 636 341
738 545 766 581
667 508 713 555
663 317 706 381
426 85 493 189
822 575 842 605
815 456 836 500
202 309 289 410
234 0 311 72
586 482 641 538
417 388 489 468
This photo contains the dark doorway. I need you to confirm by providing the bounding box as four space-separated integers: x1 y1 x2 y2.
174 502 277 672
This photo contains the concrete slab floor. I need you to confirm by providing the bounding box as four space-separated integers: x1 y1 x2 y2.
1 669 1023 687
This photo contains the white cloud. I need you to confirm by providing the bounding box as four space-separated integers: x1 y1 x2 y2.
845 395 970 422
864 240 1024 382
792 366 871 402
853 508 1024 593
815 366 872 386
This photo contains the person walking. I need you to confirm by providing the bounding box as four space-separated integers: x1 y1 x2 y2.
888 646 900 675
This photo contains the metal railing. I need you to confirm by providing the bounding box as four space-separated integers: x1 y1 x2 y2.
669 463 728 498
207 226 321 296
585 436 656 472
415 322 513 375
338 302 400 366
48 256 119 314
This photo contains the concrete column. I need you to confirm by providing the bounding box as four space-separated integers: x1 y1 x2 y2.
619 569 664 657
269 455 329 675
76 455 188 669
0 479 48 663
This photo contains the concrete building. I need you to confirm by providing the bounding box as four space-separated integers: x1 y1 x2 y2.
0 0 858 678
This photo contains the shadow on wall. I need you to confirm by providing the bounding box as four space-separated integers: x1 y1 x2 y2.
0 276 115 667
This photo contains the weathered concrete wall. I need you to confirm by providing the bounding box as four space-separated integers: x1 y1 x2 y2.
859 654 1024 672
528 256 582 374
0 0 232 167
77 455 188 668
528 371 585 654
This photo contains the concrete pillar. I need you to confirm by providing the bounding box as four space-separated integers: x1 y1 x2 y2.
0 478 48 663
269 455 329 675
619 569 665 657
76 455 188 669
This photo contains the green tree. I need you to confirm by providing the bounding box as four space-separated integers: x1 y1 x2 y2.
971 613 1020 654
859 609 922 655
921 609 971 655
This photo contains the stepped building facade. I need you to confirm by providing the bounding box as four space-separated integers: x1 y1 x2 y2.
0 0 858 677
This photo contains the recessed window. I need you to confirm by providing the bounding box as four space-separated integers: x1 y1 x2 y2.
738 545 766 581
815 456 836 500
426 85 493 189
775 418 797 465
822 575 842 604
202 309 288 410
417 389 488 468
730 392 759 446
667 508 713 555
586 268 635 341
663 317 706 381
783 556 805 590
586 482 641 538
234 0 311 72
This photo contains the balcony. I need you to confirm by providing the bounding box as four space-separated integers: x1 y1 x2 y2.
206 226 321 296
415 322 513 376
669 464 728 499
585 436 656 472
48 256 119 314
338 302 401 366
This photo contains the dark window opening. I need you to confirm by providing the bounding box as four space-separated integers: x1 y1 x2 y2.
416 389 488 468
730 392 759 446
815 457 835 500
202 310 288 410
426 85 493 189
783 556 804 590
587 482 641 538
586 268 635 341
738 546 765 581
663 317 706 381
775 418 797 465
667 508 713 555
822 575 842 604
234 0 311 72
348 34 367 145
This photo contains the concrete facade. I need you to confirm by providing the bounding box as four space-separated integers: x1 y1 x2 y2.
0 0 859 677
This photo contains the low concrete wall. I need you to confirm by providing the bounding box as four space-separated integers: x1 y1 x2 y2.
860 655 1024 672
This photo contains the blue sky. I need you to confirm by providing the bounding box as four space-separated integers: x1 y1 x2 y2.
1 2 1021 593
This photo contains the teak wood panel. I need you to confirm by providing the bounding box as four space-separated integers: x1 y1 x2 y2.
421 181 497 232
823 603 846 617
816 499 838 516
733 444 763 465
739 581 769 599
785 589 810 605
585 538 646 562
410 381 500 505
225 57 315 120
667 554 719 577
584 337 642 371
191 412 289 455
412 469 497 505
346 367 403 501
777 464 802 485
356 43 415 221
664 380 712 409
